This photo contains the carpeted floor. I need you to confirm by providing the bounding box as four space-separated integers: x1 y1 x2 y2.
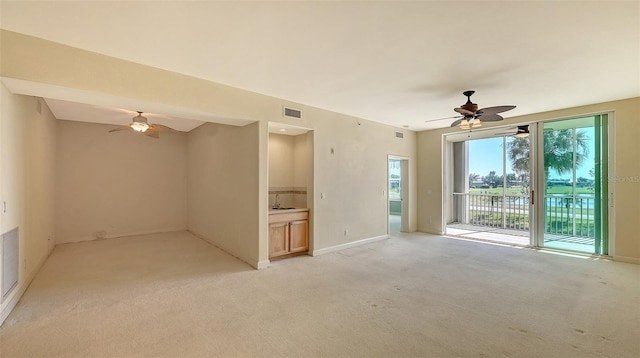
1 231 638 357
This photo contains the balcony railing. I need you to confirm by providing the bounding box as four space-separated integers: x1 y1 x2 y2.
452 193 595 238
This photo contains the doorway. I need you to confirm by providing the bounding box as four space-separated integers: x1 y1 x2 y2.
388 156 409 233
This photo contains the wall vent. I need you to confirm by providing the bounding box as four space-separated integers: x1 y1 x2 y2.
2 227 19 303
283 106 302 119
395 131 404 139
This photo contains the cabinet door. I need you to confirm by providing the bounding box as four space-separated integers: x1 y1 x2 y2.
289 220 309 253
269 222 289 258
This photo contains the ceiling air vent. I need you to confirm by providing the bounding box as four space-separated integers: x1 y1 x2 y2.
395 131 404 139
283 106 302 119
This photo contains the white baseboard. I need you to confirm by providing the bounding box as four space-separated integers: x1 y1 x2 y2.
187 229 260 270
311 235 389 256
613 255 640 265
417 227 444 236
256 260 271 270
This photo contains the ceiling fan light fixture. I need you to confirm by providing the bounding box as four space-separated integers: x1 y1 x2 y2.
471 119 482 128
515 125 530 138
460 118 471 130
131 121 150 132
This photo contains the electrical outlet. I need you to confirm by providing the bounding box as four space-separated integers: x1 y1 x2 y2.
321 193 326 199
3 201 6 213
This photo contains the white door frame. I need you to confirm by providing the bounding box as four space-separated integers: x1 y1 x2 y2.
388 155 410 233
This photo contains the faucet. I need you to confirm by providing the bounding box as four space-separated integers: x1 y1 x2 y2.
272 194 281 209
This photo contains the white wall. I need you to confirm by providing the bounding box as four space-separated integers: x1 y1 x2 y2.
187 122 260 267
55 120 188 243
1 85 56 324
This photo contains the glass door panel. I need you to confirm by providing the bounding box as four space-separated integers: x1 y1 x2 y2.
541 116 607 254
447 134 531 246
388 159 401 232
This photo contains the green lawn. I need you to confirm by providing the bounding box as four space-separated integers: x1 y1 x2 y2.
469 186 593 196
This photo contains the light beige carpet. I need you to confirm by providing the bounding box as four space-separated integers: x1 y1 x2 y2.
0 231 638 357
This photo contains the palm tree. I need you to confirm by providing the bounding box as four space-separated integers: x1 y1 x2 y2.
543 129 590 179
507 129 590 182
507 137 530 193
469 173 480 183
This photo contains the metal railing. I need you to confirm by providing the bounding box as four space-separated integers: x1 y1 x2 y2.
452 193 595 238
543 195 595 238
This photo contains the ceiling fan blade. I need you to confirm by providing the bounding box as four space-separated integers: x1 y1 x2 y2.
425 115 463 123
454 107 474 116
109 125 132 132
144 128 160 138
477 114 504 122
450 119 463 127
150 124 175 132
476 105 516 116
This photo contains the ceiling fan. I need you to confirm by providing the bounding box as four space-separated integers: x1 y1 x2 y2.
496 125 530 138
109 111 175 138
426 90 516 129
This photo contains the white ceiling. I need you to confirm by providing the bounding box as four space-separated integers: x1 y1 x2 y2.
1 1 638 131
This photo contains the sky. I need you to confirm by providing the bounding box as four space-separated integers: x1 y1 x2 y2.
468 130 595 180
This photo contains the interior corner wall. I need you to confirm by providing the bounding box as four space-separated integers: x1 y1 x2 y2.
55 121 188 243
187 122 260 268
416 97 640 262
268 133 295 188
293 133 311 189
1 84 56 325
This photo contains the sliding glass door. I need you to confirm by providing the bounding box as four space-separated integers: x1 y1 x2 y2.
445 129 533 246
444 114 610 255
537 115 609 254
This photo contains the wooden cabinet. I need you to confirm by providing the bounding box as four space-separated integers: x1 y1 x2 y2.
288 219 308 253
269 222 289 258
269 210 309 260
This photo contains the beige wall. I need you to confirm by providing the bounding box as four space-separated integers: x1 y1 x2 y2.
293 133 311 189
1 30 419 267
417 97 640 262
1 84 56 323
268 133 294 188
187 122 260 267
310 112 417 252
55 121 188 243
268 132 310 209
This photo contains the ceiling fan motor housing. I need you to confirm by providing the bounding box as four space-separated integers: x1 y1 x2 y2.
461 90 478 113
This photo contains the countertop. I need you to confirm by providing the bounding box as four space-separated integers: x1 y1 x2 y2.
268 208 309 214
